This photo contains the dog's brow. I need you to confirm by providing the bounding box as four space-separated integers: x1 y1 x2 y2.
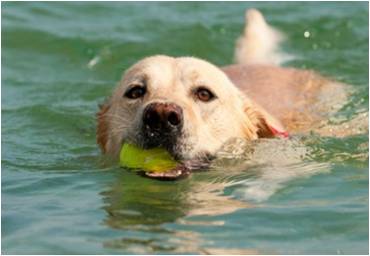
192 78 213 89
127 74 148 86
179 68 200 83
189 70 200 81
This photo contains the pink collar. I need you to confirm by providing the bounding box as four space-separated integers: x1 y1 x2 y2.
269 125 289 138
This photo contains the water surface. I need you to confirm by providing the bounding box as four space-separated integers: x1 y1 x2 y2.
2 2 369 254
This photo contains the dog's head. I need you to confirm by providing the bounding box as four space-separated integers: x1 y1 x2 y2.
97 55 279 161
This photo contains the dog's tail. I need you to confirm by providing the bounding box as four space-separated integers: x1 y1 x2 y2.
234 9 291 66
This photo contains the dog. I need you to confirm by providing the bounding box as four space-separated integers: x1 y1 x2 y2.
96 9 361 168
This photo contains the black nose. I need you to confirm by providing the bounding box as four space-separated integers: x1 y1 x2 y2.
143 102 183 133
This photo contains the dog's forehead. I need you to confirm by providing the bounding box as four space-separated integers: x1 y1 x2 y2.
137 56 174 81
176 57 227 83
132 56 226 81
122 56 173 84
123 56 233 97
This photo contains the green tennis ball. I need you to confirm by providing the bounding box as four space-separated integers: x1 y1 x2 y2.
119 143 178 172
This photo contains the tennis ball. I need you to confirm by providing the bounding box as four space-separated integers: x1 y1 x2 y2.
119 143 178 173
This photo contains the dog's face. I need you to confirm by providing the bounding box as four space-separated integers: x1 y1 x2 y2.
97 55 275 161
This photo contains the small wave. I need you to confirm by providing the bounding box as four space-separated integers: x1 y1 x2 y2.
209 137 331 202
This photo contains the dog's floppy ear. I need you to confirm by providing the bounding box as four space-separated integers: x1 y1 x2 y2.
96 102 110 153
243 100 287 139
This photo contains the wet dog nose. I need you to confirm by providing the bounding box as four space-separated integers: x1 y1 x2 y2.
143 102 183 132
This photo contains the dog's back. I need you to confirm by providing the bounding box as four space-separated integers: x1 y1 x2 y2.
223 64 347 133
224 9 349 134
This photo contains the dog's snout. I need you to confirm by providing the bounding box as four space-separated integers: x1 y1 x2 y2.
143 102 183 132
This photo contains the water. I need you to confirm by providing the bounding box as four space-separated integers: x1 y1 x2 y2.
2 2 368 254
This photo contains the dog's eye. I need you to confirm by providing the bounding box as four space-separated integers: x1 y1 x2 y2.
124 86 146 99
194 87 216 102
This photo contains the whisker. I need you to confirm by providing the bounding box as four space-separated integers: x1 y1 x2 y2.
102 113 132 122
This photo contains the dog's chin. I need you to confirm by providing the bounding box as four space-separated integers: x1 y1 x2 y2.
134 134 213 170
135 133 183 160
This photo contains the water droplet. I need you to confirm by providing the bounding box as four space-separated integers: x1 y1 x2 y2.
87 56 100 69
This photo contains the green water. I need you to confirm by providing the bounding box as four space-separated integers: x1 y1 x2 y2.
2 2 369 254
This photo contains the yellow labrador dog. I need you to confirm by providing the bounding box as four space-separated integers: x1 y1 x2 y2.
97 9 358 177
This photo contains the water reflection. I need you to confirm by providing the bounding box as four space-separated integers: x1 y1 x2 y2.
101 168 254 253
99 136 364 253
101 167 251 227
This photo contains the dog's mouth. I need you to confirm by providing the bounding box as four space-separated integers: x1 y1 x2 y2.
121 122 214 180
139 156 212 181
129 129 213 180
139 123 184 160
140 131 213 162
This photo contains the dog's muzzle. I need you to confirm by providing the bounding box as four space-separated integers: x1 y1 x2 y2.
141 102 183 148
